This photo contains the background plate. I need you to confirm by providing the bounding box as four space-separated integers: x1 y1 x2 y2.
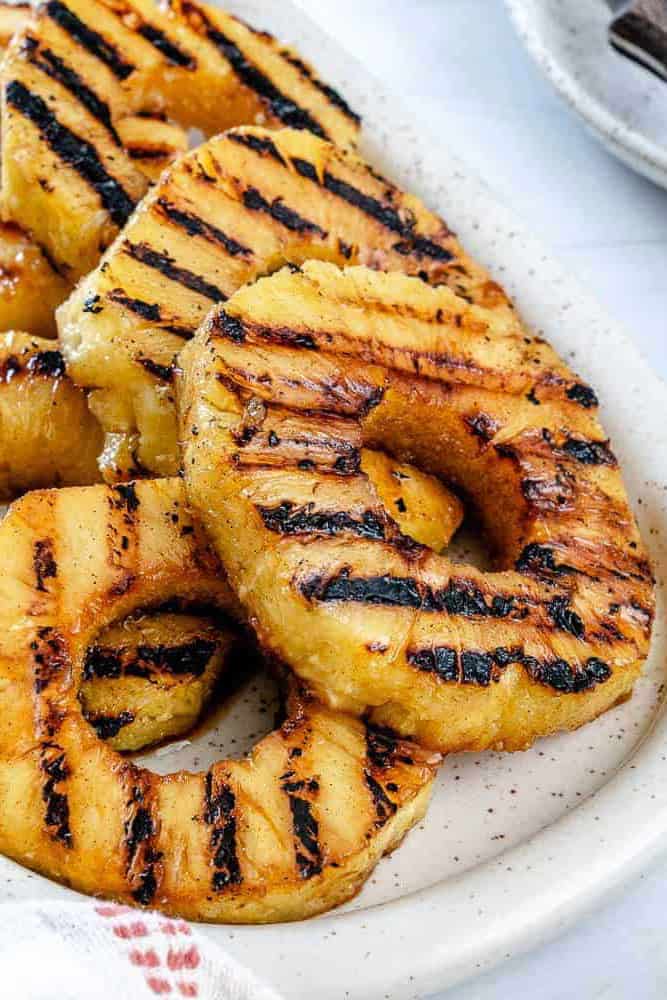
506 0 667 188
2 2 667 998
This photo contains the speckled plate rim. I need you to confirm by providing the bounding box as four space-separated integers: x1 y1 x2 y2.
505 0 667 189
3 2 667 998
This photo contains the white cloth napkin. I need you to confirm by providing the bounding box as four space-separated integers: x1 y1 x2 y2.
0 900 282 1000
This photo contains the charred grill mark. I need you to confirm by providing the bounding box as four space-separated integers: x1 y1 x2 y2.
83 638 217 681
287 794 322 878
227 130 285 163
22 38 121 145
87 711 134 740
137 356 174 381
279 50 360 124
547 596 585 639
301 570 422 609
408 644 611 693
26 350 66 378
241 186 327 236
137 24 195 67
364 771 397 826
126 145 174 160
562 436 616 466
6 82 135 228
287 168 453 262
408 645 459 682
365 723 399 769
566 382 598 409
34 539 57 593
123 771 162 906
300 570 521 619
107 289 160 322
464 412 499 444
181 4 328 137
515 543 577 579
155 198 252 258
31 628 68 695
111 482 140 514
212 309 246 342
40 743 72 847
204 771 242 891
124 241 225 303
258 502 387 541
44 1 134 80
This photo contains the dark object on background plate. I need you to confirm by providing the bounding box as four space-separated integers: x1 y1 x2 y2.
607 0 667 81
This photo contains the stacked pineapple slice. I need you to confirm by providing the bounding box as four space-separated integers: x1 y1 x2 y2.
0 0 450 922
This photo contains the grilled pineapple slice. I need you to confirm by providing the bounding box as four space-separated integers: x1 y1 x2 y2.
0 331 103 499
59 125 508 478
0 477 438 921
180 262 654 753
0 223 70 338
80 611 235 752
1 0 359 278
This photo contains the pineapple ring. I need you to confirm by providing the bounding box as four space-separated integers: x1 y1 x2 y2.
59 124 508 480
180 261 655 754
0 477 438 922
1 0 360 281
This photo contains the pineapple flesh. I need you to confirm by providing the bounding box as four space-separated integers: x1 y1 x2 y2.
1 0 359 279
180 261 654 753
59 124 508 478
0 224 70 338
0 477 438 922
0 331 102 500
79 610 235 752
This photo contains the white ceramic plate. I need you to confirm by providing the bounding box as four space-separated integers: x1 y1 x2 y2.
3 3 667 998
506 0 667 188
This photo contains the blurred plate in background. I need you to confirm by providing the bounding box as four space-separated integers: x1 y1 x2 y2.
506 0 667 188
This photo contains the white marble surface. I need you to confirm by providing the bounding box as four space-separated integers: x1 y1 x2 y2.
297 2 667 998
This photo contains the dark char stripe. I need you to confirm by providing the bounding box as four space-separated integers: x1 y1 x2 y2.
364 771 397 826
127 146 174 160
258 502 386 541
156 198 252 257
40 743 72 847
300 570 519 619
124 774 161 906
515 543 577 578
88 711 135 740
241 186 327 236
279 49 360 124
189 6 328 138
107 289 161 322
204 772 242 891
365 723 401 768
408 644 611 693
6 81 135 228
566 382 598 408
137 23 195 68
23 38 120 144
124 241 225 302
83 638 217 681
287 795 322 878
321 171 452 262
562 436 616 466
34 539 57 593
45 0 134 80
228 130 286 164
32 627 68 695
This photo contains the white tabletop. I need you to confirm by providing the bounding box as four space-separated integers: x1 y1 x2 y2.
298 2 667 998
